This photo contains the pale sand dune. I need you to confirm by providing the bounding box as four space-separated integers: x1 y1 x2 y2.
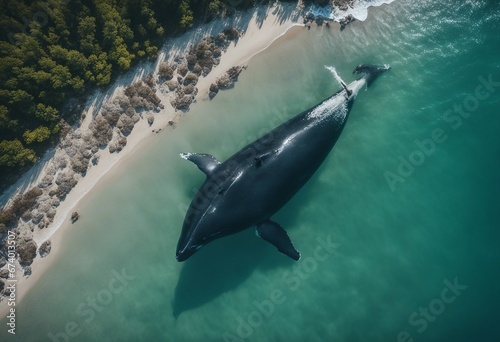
0 2 304 317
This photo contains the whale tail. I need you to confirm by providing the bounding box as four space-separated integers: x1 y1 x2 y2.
353 64 390 86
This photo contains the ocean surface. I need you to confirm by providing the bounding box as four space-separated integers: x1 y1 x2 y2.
2 0 499 341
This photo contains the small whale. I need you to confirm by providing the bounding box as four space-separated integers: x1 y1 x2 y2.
176 64 390 261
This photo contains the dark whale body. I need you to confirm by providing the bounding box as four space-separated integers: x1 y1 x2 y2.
176 64 389 261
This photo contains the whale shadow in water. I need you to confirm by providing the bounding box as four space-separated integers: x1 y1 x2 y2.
172 168 330 318
172 229 293 318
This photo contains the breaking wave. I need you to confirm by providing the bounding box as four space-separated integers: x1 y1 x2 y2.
308 0 397 22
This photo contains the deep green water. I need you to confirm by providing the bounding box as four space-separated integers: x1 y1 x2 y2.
2 0 499 341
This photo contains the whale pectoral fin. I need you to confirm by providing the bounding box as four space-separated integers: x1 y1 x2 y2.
180 153 221 176
256 221 301 261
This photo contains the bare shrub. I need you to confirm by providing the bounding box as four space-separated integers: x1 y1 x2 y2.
91 116 113 147
183 73 198 86
159 63 175 80
18 239 37 265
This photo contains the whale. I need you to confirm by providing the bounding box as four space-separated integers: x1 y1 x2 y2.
176 64 389 262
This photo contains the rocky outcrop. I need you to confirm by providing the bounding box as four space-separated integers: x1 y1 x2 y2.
161 27 242 108
209 83 219 100
71 212 79 223
147 114 154 126
339 14 355 30
334 0 355 11
39 240 52 257
304 12 315 25
91 153 100 166
0 269 9 279
223 27 240 41
304 0 356 30
209 66 245 99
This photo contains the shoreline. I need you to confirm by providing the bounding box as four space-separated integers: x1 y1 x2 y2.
0 2 304 318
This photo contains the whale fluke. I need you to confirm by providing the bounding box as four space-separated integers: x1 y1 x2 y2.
353 64 391 86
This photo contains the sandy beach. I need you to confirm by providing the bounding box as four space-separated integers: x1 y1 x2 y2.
0 2 304 317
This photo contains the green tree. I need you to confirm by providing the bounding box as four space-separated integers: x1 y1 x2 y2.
0 106 19 131
23 126 51 144
87 53 113 86
71 76 85 92
50 7 71 45
209 1 222 16
0 57 24 82
13 35 47 64
110 38 135 70
48 45 70 63
67 50 89 73
179 0 194 29
0 140 36 167
77 16 100 55
34 103 59 123
33 70 52 86
13 67 42 92
38 57 57 72
51 65 72 89
0 89 34 112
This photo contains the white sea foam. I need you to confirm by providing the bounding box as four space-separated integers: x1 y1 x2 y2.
307 93 347 121
307 65 369 122
308 0 397 22
306 66 350 121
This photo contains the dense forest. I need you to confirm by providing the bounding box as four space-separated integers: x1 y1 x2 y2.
0 0 276 188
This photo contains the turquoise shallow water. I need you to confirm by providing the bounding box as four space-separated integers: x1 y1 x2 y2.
2 0 500 341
